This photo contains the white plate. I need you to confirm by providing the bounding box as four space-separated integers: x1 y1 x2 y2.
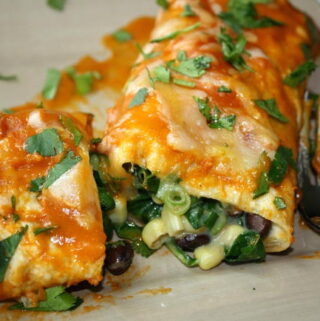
1 1 320 320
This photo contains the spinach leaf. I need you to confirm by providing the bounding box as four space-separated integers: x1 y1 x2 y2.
127 190 163 223
123 163 160 193
0 226 28 282
225 230 265 263
283 61 317 88
115 221 154 257
59 115 83 146
218 28 251 71
25 128 64 157
254 99 288 123
42 69 61 100
129 88 149 108
165 238 198 267
185 197 225 229
9 286 82 311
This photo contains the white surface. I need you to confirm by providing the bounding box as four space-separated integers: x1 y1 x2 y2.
1 1 320 321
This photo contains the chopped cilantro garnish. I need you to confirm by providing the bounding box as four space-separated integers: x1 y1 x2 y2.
0 74 18 81
219 0 283 33
112 30 132 43
153 65 171 83
218 28 251 71
218 86 232 93
283 61 317 88
34 226 57 236
91 137 102 144
151 22 201 43
168 55 212 78
194 97 236 131
136 43 160 60
12 214 20 223
156 0 169 10
253 171 269 199
254 99 288 123
129 88 149 108
173 78 196 88
177 50 187 62
274 196 286 209
181 4 196 17
11 195 16 211
300 43 312 61
42 69 61 100
29 176 46 192
9 286 83 311
67 67 101 95
0 226 28 282
25 128 64 157
47 0 66 11
1 109 14 114
59 114 83 146
43 151 82 189
306 16 320 44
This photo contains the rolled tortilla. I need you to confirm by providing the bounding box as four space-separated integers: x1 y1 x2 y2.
0 106 105 302
102 0 319 252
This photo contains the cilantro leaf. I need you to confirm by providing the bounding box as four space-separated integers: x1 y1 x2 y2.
194 97 236 131
98 186 115 211
283 61 317 88
112 30 132 43
218 28 251 71
25 128 64 157
254 99 288 123
173 78 196 88
177 50 187 62
42 69 61 100
30 176 46 192
0 74 18 81
151 22 201 43
300 43 312 61
1 109 14 114
274 196 286 210
43 151 82 189
59 115 83 146
153 65 171 83
253 171 269 199
67 67 101 95
129 88 149 108
268 145 296 185
9 286 83 311
168 55 212 78
156 0 169 10
0 226 28 282
131 239 154 257
47 0 66 11
34 226 57 236
218 86 232 93
181 4 196 17
136 43 160 60
306 16 320 44
91 137 102 145
225 230 265 263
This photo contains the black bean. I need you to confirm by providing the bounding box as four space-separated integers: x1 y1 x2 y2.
175 234 211 252
245 213 272 238
106 241 134 275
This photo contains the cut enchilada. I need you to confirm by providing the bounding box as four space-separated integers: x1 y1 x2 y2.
102 0 319 268
0 106 106 304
